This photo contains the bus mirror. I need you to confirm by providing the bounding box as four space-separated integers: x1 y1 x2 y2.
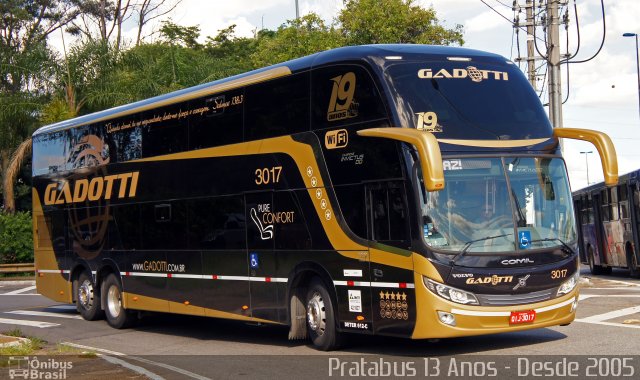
552 128 618 186
356 128 445 191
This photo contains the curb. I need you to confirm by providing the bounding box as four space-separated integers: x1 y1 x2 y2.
0 334 30 348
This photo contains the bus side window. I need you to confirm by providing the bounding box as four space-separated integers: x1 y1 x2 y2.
367 183 409 244
141 201 188 250
274 191 311 250
190 90 244 149
187 196 245 250
244 71 310 141
108 204 141 250
311 64 387 130
334 184 367 239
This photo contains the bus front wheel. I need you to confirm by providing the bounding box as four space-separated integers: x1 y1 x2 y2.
306 279 342 351
102 274 137 329
76 271 103 321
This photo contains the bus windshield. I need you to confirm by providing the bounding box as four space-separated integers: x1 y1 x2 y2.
386 61 552 140
420 157 576 253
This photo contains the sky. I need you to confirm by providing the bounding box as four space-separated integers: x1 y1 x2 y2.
51 0 640 190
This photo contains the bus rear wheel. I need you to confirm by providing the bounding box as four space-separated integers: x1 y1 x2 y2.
76 271 103 321
588 247 605 275
102 274 137 329
306 279 342 351
628 252 640 278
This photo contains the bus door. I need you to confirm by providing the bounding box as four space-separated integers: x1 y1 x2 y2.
366 181 414 335
592 191 607 266
245 191 279 322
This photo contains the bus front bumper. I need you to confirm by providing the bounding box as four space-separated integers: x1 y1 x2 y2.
411 273 578 339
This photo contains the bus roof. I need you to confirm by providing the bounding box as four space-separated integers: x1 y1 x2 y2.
33 44 506 137
573 168 640 195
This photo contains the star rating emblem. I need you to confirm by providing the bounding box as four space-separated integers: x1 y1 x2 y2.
306 166 313 177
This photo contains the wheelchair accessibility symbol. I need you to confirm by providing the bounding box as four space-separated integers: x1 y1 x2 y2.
519 231 531 249
250 253 259 269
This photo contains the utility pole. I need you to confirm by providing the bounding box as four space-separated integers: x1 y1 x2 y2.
513 1 543 90
525 0 537 90
546 0 563 129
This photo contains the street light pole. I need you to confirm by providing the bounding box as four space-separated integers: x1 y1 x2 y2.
580 151 593 186
623 32 640 119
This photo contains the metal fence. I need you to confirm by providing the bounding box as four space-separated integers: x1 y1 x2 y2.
0 263 35 274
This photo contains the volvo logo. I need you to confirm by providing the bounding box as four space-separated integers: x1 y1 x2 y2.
513 274 531 291
501 258 535 265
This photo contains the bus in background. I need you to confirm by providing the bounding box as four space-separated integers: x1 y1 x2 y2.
573 170 640 278
32 45 617 351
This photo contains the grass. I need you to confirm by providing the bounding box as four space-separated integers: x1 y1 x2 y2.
0 328 47 356
55 343 97 357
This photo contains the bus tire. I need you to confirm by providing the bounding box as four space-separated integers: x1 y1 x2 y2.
628 251 640 279
76 271 103 321
588 247 604 275
305 278 342 351
102 273 137 329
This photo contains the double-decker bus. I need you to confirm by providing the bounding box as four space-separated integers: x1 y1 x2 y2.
32 45 617 350
573 170 640 277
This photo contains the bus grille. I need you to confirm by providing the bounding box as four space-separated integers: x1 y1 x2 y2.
476 288 555 306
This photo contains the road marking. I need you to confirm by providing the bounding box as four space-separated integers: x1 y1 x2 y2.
589 278 640 287
579 294 640 300
0 318 59 328
585 287 640 291
575 319 640 329
578 305 640 322
101 355 165 380
2 285 37 295
62 342 211 380
5 310 82 319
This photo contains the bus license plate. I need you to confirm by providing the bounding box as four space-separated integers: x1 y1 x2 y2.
509 310 536 324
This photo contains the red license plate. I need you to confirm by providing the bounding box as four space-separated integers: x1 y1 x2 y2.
509 310 536 324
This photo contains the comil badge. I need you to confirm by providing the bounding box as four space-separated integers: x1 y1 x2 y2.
325 129 349 149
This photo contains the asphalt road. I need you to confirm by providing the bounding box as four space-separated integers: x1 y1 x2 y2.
1 266 639 379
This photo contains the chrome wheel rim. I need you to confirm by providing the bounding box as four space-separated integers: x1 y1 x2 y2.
307 291 326 336
78 279 94 309
107 285 122 318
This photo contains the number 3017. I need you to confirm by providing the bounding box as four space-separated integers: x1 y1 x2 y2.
255 166 282 185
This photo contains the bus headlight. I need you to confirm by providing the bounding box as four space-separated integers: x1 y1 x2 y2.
424 278 479 305
557 272 579 296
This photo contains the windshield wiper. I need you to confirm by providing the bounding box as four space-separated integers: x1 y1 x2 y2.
450 234 511 266
527 238 575 256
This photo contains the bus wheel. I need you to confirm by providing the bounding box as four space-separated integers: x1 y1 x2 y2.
76 272 103 321
102 274 137 329
588 247 604 275
306 279 342 351
628 252 640 279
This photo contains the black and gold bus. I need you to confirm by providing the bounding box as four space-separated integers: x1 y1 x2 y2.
33 44 618 350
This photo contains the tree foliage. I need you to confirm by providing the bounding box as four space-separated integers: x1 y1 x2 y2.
339 0 463 45
0 211 33 263
251 14 344 67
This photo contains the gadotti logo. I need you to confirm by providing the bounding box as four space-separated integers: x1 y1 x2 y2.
43 172 140 205
325 129 348 149
417 66 509 82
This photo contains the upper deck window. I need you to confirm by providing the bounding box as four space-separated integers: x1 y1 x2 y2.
385 61 552 140
311 64 387 130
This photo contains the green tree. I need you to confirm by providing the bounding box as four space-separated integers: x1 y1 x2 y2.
251 13 343 67
339 0 463 45
0 0 78 211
